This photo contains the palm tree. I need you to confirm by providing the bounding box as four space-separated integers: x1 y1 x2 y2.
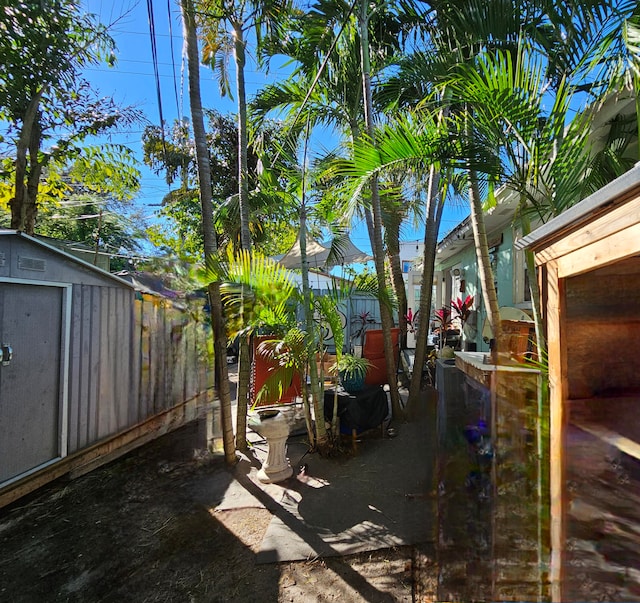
253 0 423 419
181 0 236 464
193 0 295 451
370 0 636 373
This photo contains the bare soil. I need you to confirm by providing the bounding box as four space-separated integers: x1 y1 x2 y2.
0 419 437 602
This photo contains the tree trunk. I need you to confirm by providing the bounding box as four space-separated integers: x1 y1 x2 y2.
235 334 250 451
182 0 235 465
233 22 251 252
385 211 408 350
407 166 444 408
25 115 43 235
300 203 330 450
10 92 42 232
468 171 502 359
359 0 403 420
232 21 252 451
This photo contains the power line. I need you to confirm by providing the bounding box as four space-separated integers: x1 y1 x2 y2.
166 0 182 120
146 0 169 175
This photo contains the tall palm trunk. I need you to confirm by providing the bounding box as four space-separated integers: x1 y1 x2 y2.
182 0 235 464
300 204 329 449
233 21 252 451
385 210 408 350
359 0 403 419
468 170 502 358
407 166 444 407
234 22 251 250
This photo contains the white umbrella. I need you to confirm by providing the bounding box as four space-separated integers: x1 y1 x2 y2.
278 234 372 269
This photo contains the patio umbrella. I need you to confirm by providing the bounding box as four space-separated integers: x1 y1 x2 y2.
278 234 372 269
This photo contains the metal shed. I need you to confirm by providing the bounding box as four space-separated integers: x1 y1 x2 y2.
0 231 215 506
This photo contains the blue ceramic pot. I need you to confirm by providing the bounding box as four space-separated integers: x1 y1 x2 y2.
340 371 365 393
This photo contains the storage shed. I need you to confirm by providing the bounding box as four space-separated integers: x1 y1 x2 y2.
0 232 215 507
517 163 640 601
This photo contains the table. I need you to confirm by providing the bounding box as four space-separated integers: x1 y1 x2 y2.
323 385 389 433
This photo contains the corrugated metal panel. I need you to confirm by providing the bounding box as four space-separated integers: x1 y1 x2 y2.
66 286 133 452
0 282 63 482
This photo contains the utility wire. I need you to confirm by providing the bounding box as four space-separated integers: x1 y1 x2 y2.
146 0 169 167
166 0 182 120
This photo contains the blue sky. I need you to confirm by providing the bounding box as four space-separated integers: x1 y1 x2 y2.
82 0 469 256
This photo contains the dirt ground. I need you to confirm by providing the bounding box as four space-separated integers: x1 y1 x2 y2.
0 418 438 603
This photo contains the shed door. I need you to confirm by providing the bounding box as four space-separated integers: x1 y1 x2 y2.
0 282 64 484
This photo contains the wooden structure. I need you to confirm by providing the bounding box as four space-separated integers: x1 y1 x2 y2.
517 163 640 600
0 232 214 508
450 352 546 599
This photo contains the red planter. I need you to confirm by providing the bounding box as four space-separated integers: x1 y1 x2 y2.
251 335 301 407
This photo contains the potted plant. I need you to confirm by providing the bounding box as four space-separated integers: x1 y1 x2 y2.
332 354 372 393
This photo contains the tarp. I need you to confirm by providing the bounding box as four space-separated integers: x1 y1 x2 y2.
278 234 372 269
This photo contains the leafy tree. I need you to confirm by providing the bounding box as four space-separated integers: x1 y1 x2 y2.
34 188 148 272
348 0 637 386
192 0 294 252
143 113 297 257
0 1 141 234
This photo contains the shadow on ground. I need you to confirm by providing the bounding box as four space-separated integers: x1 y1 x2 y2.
0 388 439 602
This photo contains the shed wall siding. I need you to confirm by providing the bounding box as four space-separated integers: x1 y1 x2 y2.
67 285 135 452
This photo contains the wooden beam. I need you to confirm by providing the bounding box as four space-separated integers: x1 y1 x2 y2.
533 194 640 267
556 220 640 278
546 261 567 602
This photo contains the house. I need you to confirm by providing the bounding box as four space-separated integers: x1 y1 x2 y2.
428 90 638 353
400 240 425 348
432 189 533 352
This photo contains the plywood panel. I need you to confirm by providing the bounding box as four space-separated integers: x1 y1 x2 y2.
565 265 640 320
565 321 640 399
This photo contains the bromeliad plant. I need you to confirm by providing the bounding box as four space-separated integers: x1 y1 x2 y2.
432 306 452 351
350 309 376 347
451 294 474 326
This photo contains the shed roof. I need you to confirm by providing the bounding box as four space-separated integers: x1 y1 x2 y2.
515 162 640 251
0 230 134 289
